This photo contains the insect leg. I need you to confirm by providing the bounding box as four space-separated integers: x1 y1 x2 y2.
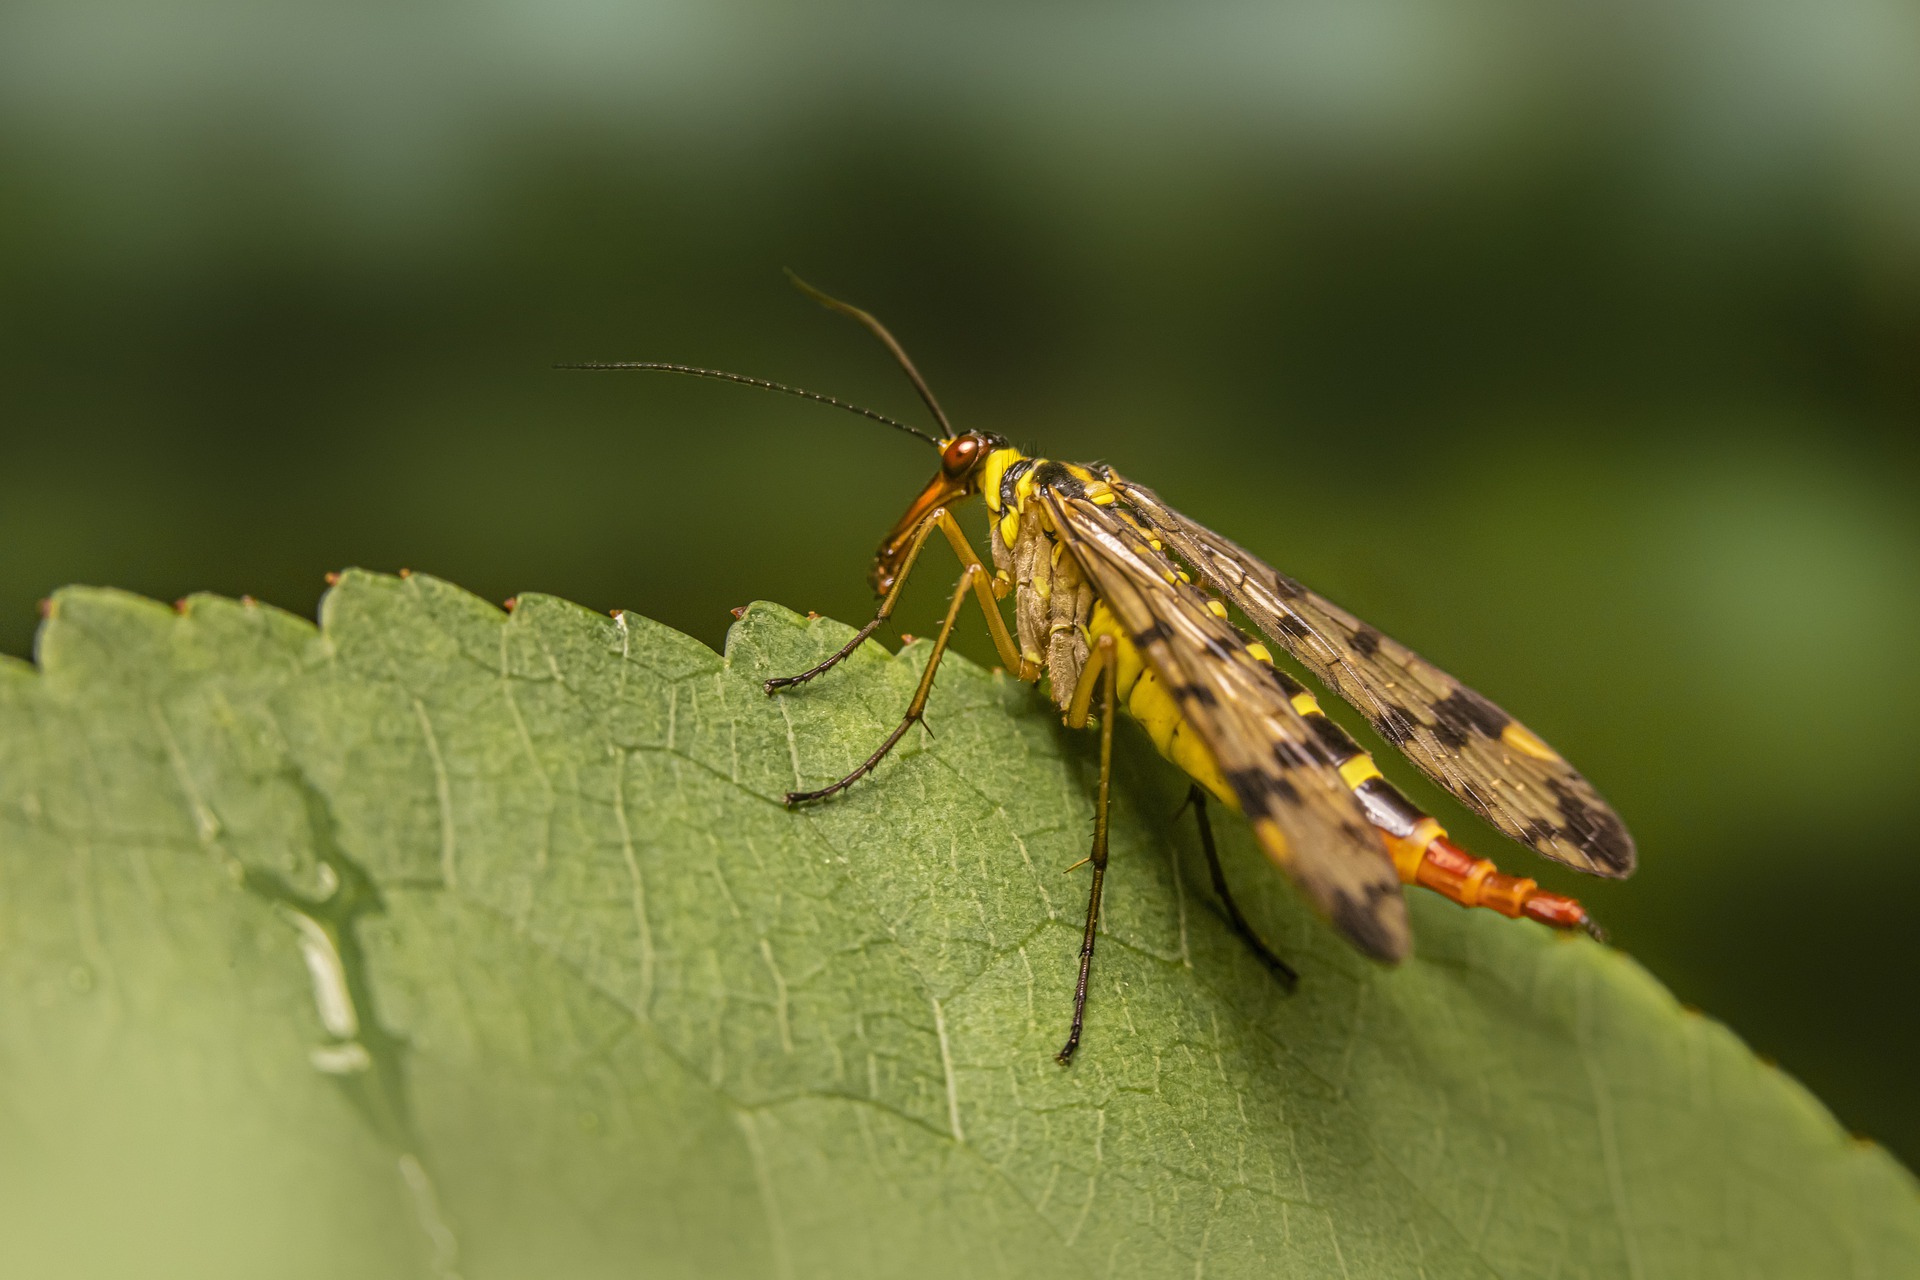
1187 786 1299 989
784 561 983 806
1056 634 1117 1065
765 509 1032 695
925 508 1032 680
764 509 945 694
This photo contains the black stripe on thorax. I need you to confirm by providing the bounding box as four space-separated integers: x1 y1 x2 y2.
999 458 1036 515
1029 460 1088 500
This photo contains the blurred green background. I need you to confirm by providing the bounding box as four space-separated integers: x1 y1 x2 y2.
3 1 1916 1169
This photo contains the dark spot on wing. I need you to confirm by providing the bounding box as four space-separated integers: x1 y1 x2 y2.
1223 768 1303 814
1348 626 1382 659
1431 687 1511 743
1273 613 1315 642
1173 683 1219 707
1223 768 1265 801
1271 571 1306 600
1330 882 1407 962
1131 620 1176 647
1545 778 1637 875
1373 704 1419 746
1271 741 1322 773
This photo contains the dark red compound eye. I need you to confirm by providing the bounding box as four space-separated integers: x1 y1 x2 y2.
940 434 983 476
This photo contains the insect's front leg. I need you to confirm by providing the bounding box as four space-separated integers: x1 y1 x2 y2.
1056 632 1116 1065
784 560 982 807
763 508 1033 696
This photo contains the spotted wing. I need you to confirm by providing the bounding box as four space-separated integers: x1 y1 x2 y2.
1109 478 1634 877
1039 486 1412 962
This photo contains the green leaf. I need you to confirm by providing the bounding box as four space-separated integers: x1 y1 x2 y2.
3 571 1915 1279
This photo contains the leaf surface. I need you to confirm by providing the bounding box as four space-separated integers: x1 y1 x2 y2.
2 572 1914 1279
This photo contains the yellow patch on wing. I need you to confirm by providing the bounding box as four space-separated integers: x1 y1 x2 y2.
1251 818 1293 867
1501 722 1562 762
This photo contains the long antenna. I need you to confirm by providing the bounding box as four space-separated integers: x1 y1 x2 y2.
557 362 944 449
785 270 956 440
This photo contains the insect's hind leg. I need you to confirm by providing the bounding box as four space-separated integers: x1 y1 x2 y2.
1057 635 1118 1065
1187 787 1298 990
